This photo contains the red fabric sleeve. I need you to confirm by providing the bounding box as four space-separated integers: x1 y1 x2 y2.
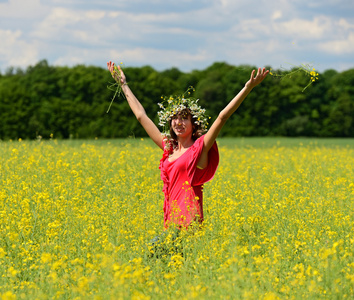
187 135 219 186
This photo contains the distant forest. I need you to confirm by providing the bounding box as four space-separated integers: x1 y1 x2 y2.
0 60 353 140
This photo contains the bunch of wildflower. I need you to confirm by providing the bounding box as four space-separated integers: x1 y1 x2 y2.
107 62 125 113
157 87 209 141
270 63 319 92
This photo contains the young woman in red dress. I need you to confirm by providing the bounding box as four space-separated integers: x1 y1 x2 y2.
107 61 268 230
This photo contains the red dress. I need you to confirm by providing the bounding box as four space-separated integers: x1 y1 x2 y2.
159 135 219 228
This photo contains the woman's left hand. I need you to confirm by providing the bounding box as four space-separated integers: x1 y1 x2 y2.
245 67 269 89
107 61 127 85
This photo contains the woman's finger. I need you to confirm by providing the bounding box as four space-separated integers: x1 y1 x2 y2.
256 67 261 77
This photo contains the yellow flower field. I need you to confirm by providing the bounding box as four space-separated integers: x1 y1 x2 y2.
0 138 353 299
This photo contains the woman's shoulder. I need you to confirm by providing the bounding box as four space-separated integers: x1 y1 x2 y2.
191 134 205 148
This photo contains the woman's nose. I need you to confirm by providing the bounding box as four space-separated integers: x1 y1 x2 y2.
176 117 182 124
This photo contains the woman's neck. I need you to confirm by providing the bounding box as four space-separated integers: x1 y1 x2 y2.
176 136 194 151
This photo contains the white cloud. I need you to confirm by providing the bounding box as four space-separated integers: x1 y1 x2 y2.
0 0 353 73
318 32 354 54
274 16 333 39
31 7 113 46
272 10 283 21
235 19 272 40
85 10 105 20
338 18 354 31
110 47 210 69
0 29 38 68
0 0 47 19
32 7 83 39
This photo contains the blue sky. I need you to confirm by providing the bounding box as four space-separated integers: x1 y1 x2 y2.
0 0 353 73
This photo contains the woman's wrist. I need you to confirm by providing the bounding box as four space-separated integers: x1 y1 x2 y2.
121 82 129 90
244 83 254 92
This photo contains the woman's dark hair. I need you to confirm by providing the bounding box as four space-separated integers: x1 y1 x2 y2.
169 108 203 142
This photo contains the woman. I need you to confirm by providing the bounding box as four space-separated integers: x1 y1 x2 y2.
107 61 269 229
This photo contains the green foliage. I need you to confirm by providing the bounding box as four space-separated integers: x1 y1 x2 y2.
0 60 353 140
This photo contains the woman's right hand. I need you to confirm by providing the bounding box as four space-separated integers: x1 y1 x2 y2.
107 61 127 86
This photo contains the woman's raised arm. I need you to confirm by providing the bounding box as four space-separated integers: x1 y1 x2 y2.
107 61 163 150
204 67 269 151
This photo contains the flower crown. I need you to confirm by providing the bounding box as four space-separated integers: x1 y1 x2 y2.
157 87 209 139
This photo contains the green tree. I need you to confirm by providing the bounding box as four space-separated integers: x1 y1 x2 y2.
0 60 353 139
322 70 354 137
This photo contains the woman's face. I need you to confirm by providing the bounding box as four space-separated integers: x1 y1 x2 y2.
171 112 194 138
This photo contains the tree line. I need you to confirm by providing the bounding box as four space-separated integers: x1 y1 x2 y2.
0 59 353 140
